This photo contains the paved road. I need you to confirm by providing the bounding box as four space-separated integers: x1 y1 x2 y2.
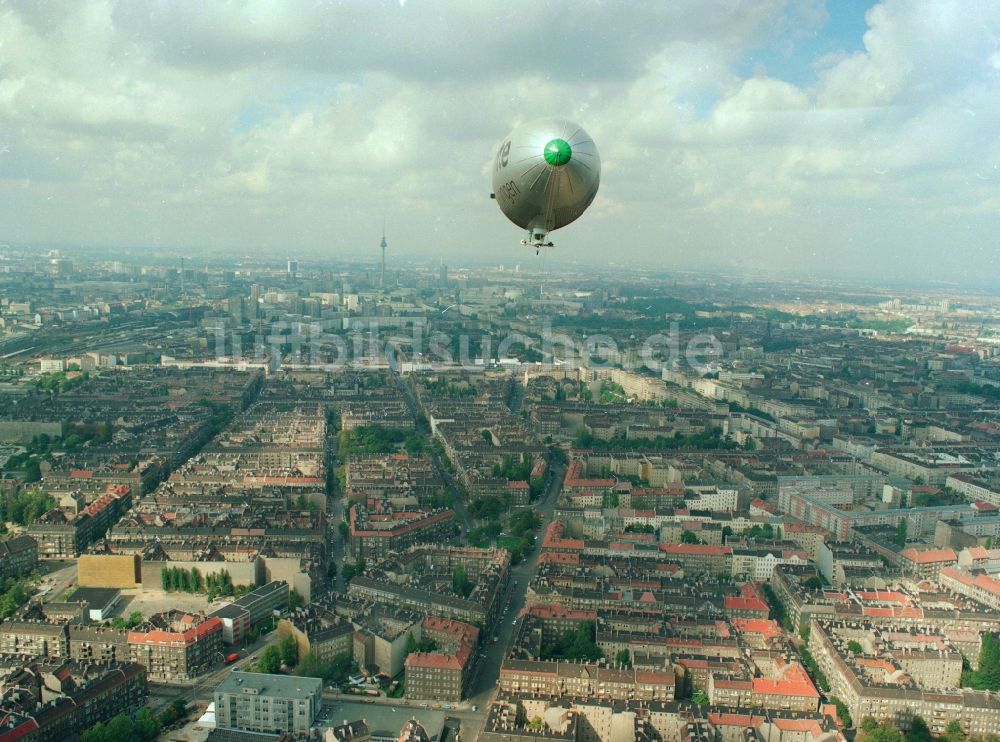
38 561 78 604
391 369 475 532
465 458 565 706
329 429 346 593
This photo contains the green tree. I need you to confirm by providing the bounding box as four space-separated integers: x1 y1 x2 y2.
848 640 864 654
452 565 474 598
134 708 161 741
894 519 908 547
257 644 282 674
943 721 966 742
746 523 775 540
691 690 710 706
829 697 851 727
964 633 1000 690
541 621 602 662
858 719 903 742
158 698 188 727
82 720 110 742
615 649 632 668
279 633 299 667
288 589 305 610
294 651 356 684
294 650 327 680
905 716 931 742
680 530 703 545
161 568 170 591
104 714 135 740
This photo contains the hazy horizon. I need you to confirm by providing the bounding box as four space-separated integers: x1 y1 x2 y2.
2 1 998 285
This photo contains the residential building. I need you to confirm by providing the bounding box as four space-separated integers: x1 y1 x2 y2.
215 670 322 735
0 659 146 742
0 535 38 581
127 611 223 681
405 615 478 701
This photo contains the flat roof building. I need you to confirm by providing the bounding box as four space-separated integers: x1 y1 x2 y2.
215 670 322 735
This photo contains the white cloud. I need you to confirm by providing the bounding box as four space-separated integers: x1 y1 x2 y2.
0 0 997 282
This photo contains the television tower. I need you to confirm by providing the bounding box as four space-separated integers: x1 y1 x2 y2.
379 219 387 289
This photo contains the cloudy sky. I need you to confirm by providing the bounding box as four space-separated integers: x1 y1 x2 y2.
1 0 998 283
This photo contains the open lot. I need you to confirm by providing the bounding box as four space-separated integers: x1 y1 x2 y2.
111 588 216 618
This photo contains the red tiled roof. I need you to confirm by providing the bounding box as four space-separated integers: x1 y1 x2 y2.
127 616 222 647
563 461 614 490
773 719 824 733
733 619 781 640
725 596 768 612
541 521 584 551
856 590 909 604
752 666 819 699
708 712 763 727
900 547 956 564
0 717 39 742
941 567 1000 599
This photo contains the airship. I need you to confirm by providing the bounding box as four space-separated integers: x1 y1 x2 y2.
491 118 600 254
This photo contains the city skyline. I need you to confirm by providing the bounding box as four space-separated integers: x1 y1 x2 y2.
1 1 998 284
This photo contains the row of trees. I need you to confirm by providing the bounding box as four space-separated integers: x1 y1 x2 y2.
81 708 161 742
797 645 830 692
503 509 542 564
760 583 793 633
204 569 237 598
160 566 242 599
161 566 204 593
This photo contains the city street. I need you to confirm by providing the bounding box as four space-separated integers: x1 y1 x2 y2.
146 630 280 716
466 458 565 706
